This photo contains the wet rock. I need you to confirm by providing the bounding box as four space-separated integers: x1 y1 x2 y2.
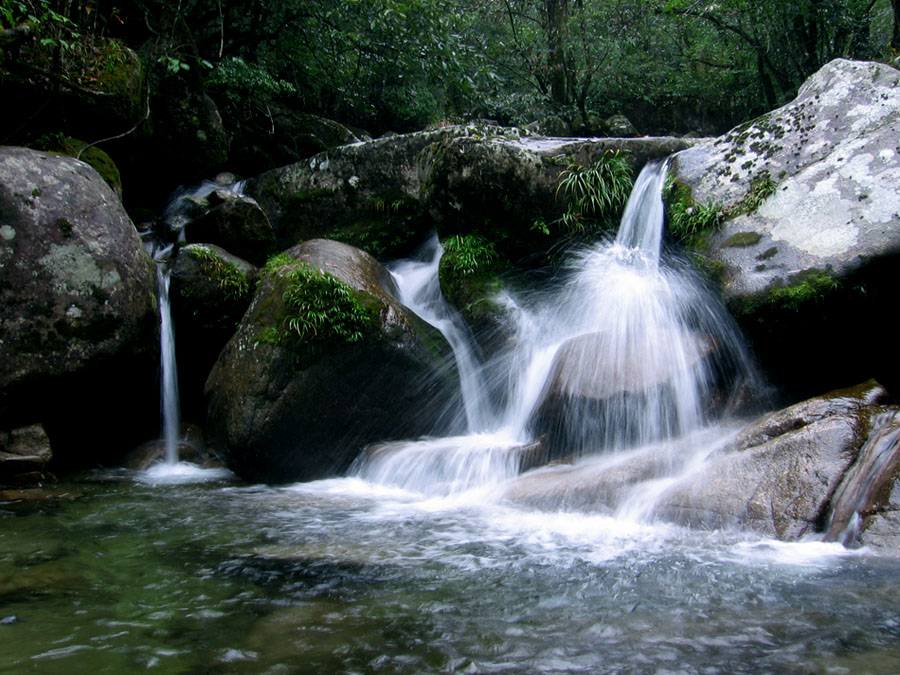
0 147 159 467
670 59 900 395
653 381 894 539
507 381 900 543
205 239 459 483
0 424 53 487
183 190 276 266
169 244 257 422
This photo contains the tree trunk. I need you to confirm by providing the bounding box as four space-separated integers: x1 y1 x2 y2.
545 0 569 109
892 0 900 51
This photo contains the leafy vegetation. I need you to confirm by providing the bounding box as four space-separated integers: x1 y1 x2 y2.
441 234 498 277
262 255 371 346
555 151 634 234
187 246 250 302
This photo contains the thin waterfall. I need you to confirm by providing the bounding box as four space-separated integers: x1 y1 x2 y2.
157 259 181 464
386 235 492 432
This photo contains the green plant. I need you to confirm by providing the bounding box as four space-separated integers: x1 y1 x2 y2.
664 175 723 242
187 246 250 301
441 234 498 276
556 151 633 233
727 171 778 217
262 256 371 345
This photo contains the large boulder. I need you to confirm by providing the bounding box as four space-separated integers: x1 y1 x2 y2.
204 239 459 483
242 124 697 259
670 59 900 395
0 147 159 466
506 381 900 543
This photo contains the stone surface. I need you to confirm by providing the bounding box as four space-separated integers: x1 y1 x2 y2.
0 146 158 466
506 381 898 542
169 244 257 422
205 239 459 483
183 189 276 266
670 60 900 394
243 124 697 259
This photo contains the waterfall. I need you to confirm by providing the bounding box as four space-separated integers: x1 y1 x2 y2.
355 160 757 498
386 235 492 432
157 258 181 464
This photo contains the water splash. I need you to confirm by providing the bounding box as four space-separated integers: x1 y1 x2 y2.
359 160 757 499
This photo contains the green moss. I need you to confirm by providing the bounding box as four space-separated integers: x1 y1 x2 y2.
187 246 250 301
53 138 123 197
57 218 73 238
722 231 762 248
257 254 376 348
735 268 840 318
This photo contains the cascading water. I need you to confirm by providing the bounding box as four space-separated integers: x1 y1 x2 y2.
142 181 225 465
354 160 758 500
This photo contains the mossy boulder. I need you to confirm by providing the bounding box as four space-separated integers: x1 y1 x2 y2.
0 37 143 144
170 244 257 423
670 59 900 396
242 125 696 259
53 138 123 199
205 239 459 483
0 146 158 468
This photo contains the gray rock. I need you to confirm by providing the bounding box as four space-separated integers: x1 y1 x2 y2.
183 190 276 266
0 147 158 465
673 59 900 298
670 59 900 394
506 381 900 542
205 239 459 483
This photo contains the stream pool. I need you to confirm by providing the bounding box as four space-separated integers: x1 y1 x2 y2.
1 464 899 674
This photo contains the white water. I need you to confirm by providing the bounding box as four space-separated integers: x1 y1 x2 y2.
153 251 181 465
356 160 758 504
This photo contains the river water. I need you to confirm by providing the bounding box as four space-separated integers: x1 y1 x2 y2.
2 466 900 673
4 164 898 672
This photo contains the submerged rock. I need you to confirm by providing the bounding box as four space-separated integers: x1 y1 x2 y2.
670 59 900 395
0 147 158 467
205 239 459 483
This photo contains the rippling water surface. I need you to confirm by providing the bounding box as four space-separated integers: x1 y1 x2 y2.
2 465 899 674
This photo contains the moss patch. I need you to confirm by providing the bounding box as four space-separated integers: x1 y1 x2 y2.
722 231 762 248
256 254 378 349
186 246 250 302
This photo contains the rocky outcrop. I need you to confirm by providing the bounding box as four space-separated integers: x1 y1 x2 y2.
670 59 900 395
205 239 459 483
506 381 900 543
169 244 257 422
243 124 696 259
0 146 158 467
182 189 276 266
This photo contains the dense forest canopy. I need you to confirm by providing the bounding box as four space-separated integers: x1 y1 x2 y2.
1 0 898 184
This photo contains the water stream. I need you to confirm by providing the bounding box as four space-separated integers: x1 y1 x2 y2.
6 163 895 672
